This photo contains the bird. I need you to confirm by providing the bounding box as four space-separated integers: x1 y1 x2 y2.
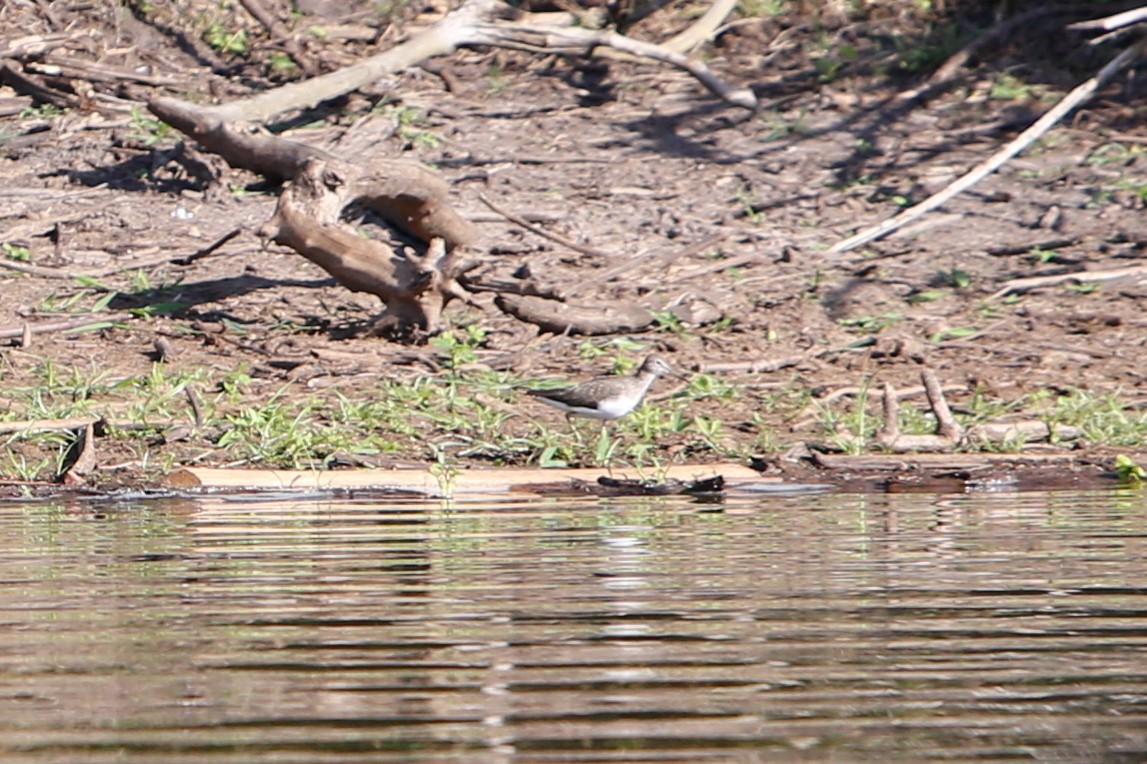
526 354 679 421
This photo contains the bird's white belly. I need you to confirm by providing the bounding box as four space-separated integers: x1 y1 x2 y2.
593 392 643 419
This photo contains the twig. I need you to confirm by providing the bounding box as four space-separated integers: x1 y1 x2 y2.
470 18 757 110
674 252 768 281
988 263 1147 300
478 193 618 260
661 0 739 54
0 229 243 280
829 35 1147 254
699 355 807 374
0 258 73 278
0 313 134 340
99 228 243 273
0 417 170 435
577 234 726 292
236 0 317 76
922 369 962 440
1067 6 1147 31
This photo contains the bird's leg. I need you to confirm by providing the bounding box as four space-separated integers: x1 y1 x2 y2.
566 414 585 446
594 424 617 468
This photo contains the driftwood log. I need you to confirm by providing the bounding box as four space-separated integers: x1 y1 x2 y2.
143 0 751 338
149 96 479 334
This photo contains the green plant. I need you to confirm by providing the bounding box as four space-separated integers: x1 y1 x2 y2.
382 104 443 148
592 428 619 466
906 289 944 304
129 106 172 146
896 23 962 73
684 373 736 401
837 311 903 334
989 72 1037 101
486 61 508 96
203 22 248 54
2 243 30 262
2 450 52 482
816 380 874 455
267 52 298 78
928 326 979 343
733 188 765 224
1115 454 1146 483
651 310 687 335
738 0 787 16
430 325 486 370
18 103 62 120
1065 282 1099 295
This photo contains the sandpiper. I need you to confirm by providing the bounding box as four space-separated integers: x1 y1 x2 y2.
526 355 679 421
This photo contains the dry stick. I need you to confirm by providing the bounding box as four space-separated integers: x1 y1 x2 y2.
700 355 807 374
478 193 618 260
989 263 1147 300
0 417 170 435
829 36 1147 254
0 229 243 280
577 234 726 292
873 373 964 452
1068 6 1147 31
922 369 962 440
653 0 738 54
675 252 767 281
90 227 244 275
0 312 134 340
235 0 317 76
0 258 73 279
35 54 181 86
469 20 757 110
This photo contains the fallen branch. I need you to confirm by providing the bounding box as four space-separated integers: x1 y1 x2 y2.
467 17 756 110
186 0 751 127
661 0 739 53
829 34 1147 253
494 293 654 335
0 258 74 279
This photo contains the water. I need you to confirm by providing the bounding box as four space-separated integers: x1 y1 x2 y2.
2 488 1147 763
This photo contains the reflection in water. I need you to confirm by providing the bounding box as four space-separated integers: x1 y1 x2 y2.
2 490 1147 762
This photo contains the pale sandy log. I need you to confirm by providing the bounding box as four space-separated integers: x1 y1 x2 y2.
165 462 766 495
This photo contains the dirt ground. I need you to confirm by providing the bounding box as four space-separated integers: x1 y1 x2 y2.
0 1 1145 493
